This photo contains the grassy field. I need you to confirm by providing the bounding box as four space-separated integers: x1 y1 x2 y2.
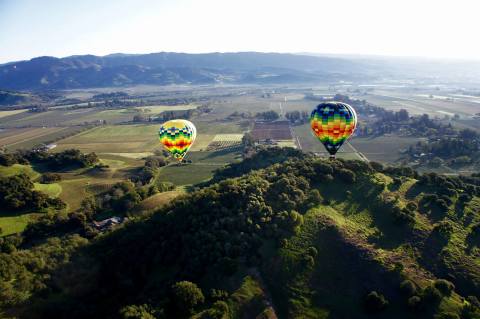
34 183 62 197
0 109 28 119
137 104 197 114
293 123 423 163
135 190 184 211
351 136 424 163
0 213 40 237
56 120 247 154
0 127 64 147
0 164 40 179
56 124 160 153
157 164 223 186
3 126 89 150
58 178 91 211
156 149 241 186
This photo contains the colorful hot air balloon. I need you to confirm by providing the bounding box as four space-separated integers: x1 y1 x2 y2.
310 102 357 157
158 119 196 162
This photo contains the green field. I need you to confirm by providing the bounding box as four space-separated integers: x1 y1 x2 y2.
157 163 224 186
0 213 39 236
135 190 184 211
158 151 241 186
34 183 62 197
0 164 40 179
351 136 424 163
56 124 160 153
156 149 241 186
292 124 364 160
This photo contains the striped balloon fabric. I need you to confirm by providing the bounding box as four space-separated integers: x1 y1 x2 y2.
158 119 197 161
310 102 357 156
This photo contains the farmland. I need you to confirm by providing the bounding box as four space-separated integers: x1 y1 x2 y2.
1 83 480 238
206 134 243 151
0 109 28 118
251 120 293 140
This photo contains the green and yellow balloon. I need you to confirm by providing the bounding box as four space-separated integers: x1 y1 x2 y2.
310 102 357 157
158 119 196 162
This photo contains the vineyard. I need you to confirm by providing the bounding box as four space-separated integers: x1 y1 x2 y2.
206 134 243 151
251 120 293 140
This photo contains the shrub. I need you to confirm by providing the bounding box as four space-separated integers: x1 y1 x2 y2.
303 255 315 268
433 221 454 241
458 193 472 203
337 168 356 183
40 172 62 183
400 280 417 296
393 207 416 225
422 285 443 303
307 246 318 257
407 295 422 310
370 161 383 172
406 201 418 212
210 289 229 301
171 281 205 315
119 304 156 319
435 312 460 319
462 296 480 319
433 279 455 296
199 301 230 319
364 291 389 313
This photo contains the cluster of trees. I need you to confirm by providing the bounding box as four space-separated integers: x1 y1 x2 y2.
2 148 480 318
0 149 99 169
408 128 480 167
255 110 279 121
92 92 130 100
285 110 309 124
40 172 62 183
134 105 212 123
129 156 168 185
227 111 252 120
0 173 65 211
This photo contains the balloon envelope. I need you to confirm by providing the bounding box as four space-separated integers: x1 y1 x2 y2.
310 102 357 156
158 119 196 161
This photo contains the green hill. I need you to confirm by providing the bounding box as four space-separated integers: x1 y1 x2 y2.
1 149 480 319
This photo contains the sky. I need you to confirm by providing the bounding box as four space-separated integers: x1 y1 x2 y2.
1 0 479 63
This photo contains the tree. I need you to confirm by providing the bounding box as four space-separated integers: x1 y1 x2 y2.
171 281 205 315
119 304 157 319
242 132 255 147
256 110 279 121
397 109 409 121
364 291 389 313
400 280 417 296
40 173 62 183
434 279 455 296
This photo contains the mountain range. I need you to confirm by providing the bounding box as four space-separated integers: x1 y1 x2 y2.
1 52 480 90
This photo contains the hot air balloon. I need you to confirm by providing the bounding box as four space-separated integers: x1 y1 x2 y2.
158 119 196 162
310 102 357 158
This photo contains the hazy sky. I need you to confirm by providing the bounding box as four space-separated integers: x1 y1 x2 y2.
1 0 479 63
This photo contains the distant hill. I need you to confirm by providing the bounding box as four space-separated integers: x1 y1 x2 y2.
0 52 375 90
2 52 480 91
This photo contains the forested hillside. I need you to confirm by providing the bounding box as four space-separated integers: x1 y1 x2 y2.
1 148 480 319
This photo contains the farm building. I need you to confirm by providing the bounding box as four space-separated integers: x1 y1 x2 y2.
92 216 127 231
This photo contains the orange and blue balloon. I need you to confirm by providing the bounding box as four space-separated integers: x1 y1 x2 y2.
310 102 357 156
